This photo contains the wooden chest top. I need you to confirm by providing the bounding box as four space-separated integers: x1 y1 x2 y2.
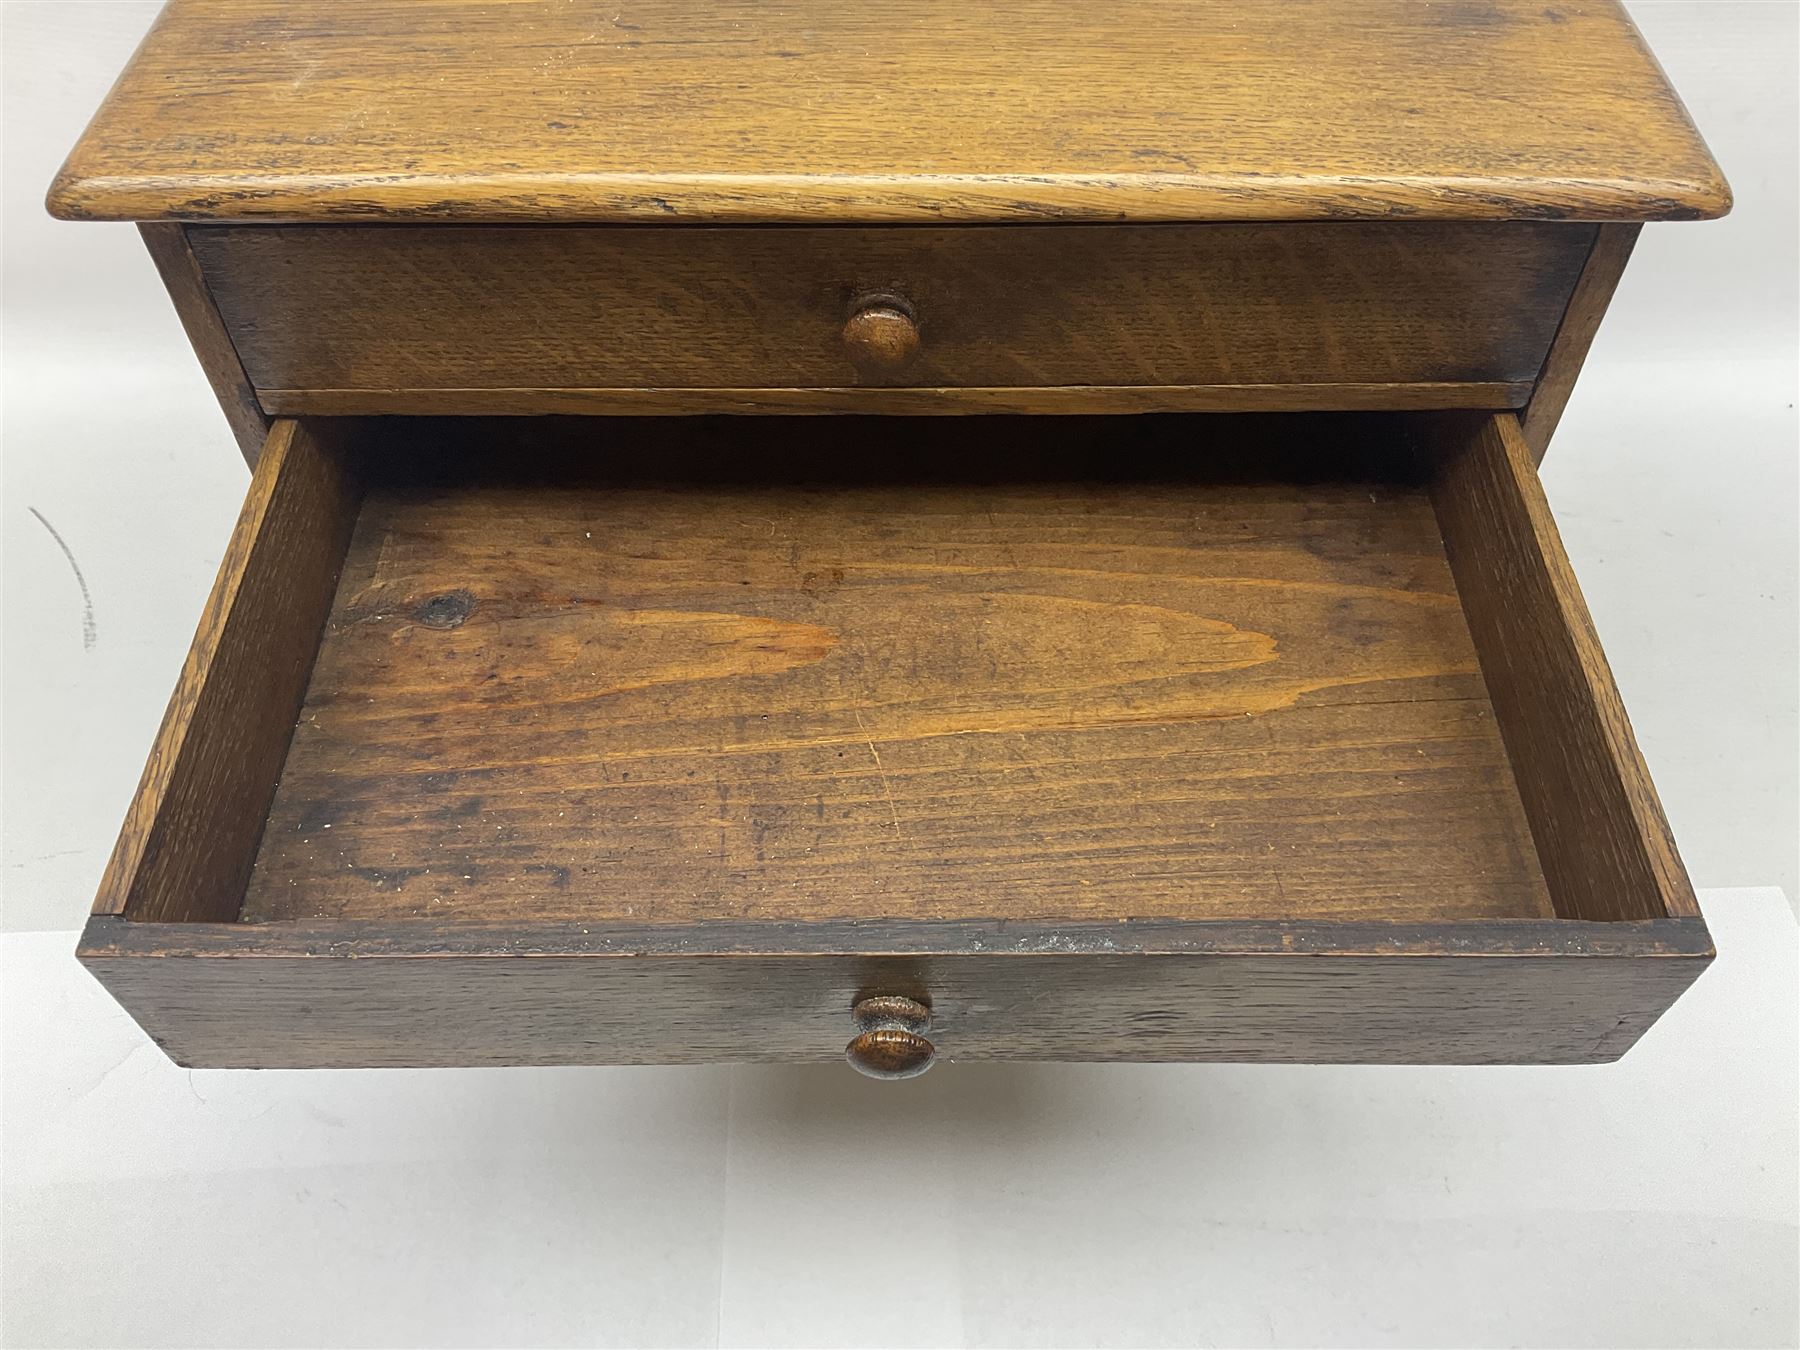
49 0 1727 225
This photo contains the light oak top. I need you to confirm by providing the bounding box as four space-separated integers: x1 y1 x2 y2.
50 0 1729 224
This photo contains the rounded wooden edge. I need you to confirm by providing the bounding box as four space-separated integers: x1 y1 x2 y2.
44 170 1734 224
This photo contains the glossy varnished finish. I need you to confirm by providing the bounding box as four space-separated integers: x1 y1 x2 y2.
846 996 936 1079
840 298 921 377
188 222 1591 406
47 0 1727 224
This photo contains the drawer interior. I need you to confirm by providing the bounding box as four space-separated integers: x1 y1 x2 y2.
96 412 1694 933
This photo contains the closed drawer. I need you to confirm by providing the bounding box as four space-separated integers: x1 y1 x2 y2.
189 223 1595 415
80 411 1709 1071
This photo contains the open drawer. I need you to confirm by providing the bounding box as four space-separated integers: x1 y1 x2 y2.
78 412 1710 1071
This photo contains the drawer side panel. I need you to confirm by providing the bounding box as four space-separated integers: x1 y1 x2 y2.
92 421 360 924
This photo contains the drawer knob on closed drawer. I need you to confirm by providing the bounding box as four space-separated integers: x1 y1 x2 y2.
842 295 920 373
846 994 935 1079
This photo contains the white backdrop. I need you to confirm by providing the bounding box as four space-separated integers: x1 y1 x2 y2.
2 6 1797 1347
4 3 1796 935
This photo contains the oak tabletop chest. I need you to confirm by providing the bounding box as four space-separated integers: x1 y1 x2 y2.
51 0 1729 1077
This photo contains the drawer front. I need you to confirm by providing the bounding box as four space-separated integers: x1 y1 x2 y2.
189 223 1594 413
80 412 1706 1070
82 922 1708 1070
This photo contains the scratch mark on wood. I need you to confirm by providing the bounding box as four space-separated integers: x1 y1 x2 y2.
854 705 905 840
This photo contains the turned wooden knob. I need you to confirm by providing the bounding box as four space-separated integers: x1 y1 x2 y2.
841 296 920 373
846 994 935 1079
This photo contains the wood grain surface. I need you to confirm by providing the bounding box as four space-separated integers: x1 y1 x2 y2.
80 913 1710 1068
47 0 1729 224
93 420 358 923
78 412 1718 1069
238 417 1552 927
1431 413 1700 921
189 222 1592 401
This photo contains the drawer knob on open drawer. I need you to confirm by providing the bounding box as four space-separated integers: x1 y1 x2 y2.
842 295 920 373
846 994 935 1079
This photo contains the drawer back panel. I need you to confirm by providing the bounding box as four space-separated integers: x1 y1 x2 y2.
189 222 1595 414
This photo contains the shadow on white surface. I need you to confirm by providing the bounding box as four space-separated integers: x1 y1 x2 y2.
2 4 1796 1345
3 890 1795 1348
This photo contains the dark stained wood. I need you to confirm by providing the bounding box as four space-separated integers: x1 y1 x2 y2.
853 996 933 1029
846 1029 943 1087
847 996 936 1078
92 420 360 922
46 0 1729 225
189 222 1592 401
846 1030 937 1080
71 411 1718 1067
137 223 269 465
239 419 1550 928
78 913 1711 1069
1429 413 1700 921
849 1000 936 1087
259 383 1537 418
77 912 1723 961
841 298 921 376
1521 224 1643 460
